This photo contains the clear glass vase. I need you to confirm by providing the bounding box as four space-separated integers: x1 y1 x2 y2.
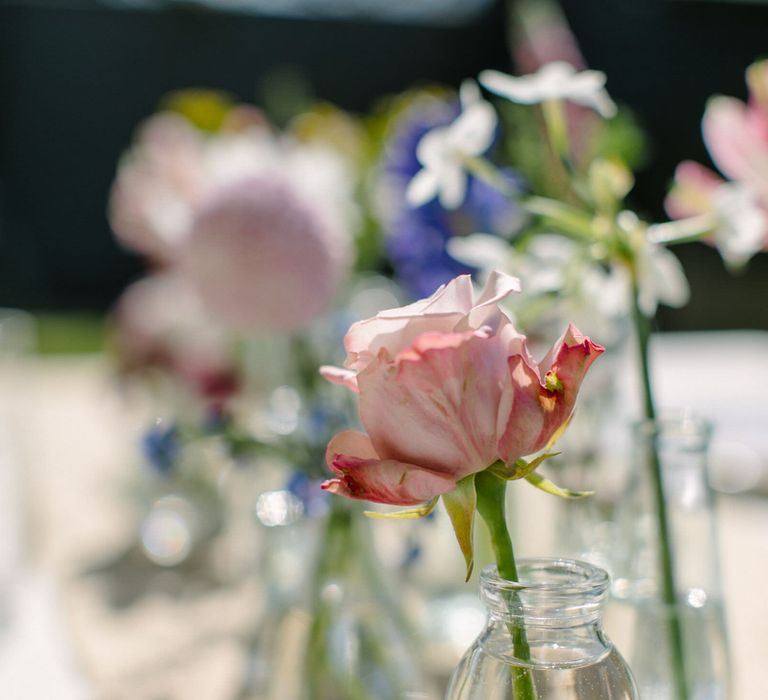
446 558 638 699
609 415 731 699
240 494 436 699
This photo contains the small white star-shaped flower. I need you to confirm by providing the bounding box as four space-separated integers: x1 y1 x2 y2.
406 80 497 210
479 61 617 118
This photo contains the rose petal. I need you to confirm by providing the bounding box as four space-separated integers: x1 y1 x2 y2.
358 329 508 478
497 324 604 461
343 272 521 375
319 365 359 392
325 429 379 464
323 430 456 505
343 275 475 371
465 269 521 330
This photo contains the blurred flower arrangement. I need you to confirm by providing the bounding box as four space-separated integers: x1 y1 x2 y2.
107 89 444 697
109 88 364 452
361 5 764 697
102 0 766 693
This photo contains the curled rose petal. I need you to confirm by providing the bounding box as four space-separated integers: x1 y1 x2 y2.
323 430 456 505
318 365 359 392
324 271 521 383
497 324 604 462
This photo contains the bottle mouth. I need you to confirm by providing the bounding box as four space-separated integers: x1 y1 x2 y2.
480 558 609 626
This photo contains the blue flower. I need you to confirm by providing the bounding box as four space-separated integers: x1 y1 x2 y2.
141 422 179 476
377 93 523 299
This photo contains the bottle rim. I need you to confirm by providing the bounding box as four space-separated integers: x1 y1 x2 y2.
480 557 609 595
479 558 609 626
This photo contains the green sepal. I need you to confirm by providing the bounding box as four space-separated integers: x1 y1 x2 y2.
545 413 573 452
524 471 593 499
442 475 477 581
490 452 560 481
364 497 439 520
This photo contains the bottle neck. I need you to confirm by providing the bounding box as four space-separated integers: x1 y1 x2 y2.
479 558 613 668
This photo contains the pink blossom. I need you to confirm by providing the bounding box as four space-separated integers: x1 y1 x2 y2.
110 109 355 331
111 272 239 406
109 114 207 263
702 60 768 203
320 273 603 506
179 176 349 331
703 94 768 203
665 161 723 220
666 161 768 266
320 271 520 391
664 60 768 265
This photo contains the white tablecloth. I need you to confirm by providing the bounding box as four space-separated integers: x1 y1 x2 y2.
0 332 765 698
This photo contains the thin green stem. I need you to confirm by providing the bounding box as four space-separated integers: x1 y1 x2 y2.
630 283 689 700
541 99 570 165
476 471 536 700
306 501 413 700
522 196 596 240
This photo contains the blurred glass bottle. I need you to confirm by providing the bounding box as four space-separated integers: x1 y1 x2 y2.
240 492 436 699
610 415 731 699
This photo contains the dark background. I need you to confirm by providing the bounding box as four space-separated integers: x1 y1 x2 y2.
1 0 767 330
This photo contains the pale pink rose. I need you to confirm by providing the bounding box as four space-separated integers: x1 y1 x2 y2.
320 273 603 506
179 176 349 332
320 270 521 391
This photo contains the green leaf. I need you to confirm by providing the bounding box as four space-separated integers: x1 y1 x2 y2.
524 471 593 499
442 475 477 581
364 497 439 520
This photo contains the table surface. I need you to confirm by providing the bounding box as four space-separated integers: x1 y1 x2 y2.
0 331 765 699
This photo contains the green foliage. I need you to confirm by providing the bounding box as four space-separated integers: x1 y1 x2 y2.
442 474 478 581
34 313 106 355
593 108 649 171
162 89 236 133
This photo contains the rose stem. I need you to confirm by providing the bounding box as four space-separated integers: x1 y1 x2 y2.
476 470 537 700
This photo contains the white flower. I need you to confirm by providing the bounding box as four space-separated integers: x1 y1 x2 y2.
711 182 767 267
449 233 630 342
406 80 497 209
479 61 617 118
636 242 690 316
447 232 510 272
